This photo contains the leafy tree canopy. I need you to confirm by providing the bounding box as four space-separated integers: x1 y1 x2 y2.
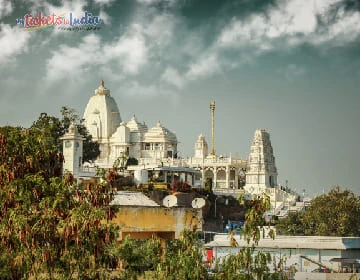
276 186 360 237
31 106 100 163
303 186 360 236
0 125 119 279
275 211 305 236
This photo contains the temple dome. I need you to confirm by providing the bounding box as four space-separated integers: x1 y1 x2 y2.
126 115 148 143
110 121 130 144
144 120 177 143
126 115 148 133
83 80 121 140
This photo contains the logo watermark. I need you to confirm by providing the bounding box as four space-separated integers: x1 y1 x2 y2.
15 11 103 31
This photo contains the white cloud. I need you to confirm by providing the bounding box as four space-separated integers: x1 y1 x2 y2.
161 67 185 89
98 9 111 26
310 7 360 46
103 28 148 74
44 6 181 82
45 23 148 81
93 0 116 5
136 0 177 6
0 0 12 19
124 81 176 98
171 0 359 83
186 53 221 80
45 34 102 81
0 24 32 66
42 0 360 94
141 13 176 47
26 0 87 16
217 0 360 51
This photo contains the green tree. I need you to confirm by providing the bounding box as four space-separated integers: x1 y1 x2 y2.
209 195 284 280
118 236 161 276
154 228 207 280
302 186 360 236
31 106 100 163
0 126 119 279
126 157 138 167
60 107 100 163
275 187 360 237
113 151 129 172
151 195 281 280
275 211 306 236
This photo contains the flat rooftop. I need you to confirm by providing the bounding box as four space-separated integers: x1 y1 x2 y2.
110 191 160 207
206 234 360 250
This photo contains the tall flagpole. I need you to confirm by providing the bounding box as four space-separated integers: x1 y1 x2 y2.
209 101 215 156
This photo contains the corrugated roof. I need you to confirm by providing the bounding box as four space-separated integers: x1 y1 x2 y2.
110 191 160 207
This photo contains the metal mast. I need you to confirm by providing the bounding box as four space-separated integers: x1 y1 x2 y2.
209 101 216 156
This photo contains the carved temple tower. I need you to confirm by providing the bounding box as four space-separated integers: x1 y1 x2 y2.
194 134 208 159
244 129 278 195
83 80 122 163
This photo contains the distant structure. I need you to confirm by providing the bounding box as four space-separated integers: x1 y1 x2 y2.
206 234 360 273
244 129 278 195
62 81 299 212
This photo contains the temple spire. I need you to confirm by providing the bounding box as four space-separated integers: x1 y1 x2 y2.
95 80 110 96
244 129 278 195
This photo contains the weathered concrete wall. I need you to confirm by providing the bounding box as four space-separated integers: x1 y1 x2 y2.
113 206 202 239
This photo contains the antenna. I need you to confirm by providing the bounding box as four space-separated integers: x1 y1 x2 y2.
191 198 206 209
163 195 177 208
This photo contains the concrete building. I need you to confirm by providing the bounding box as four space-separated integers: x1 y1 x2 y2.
206 233 360 277
109 191 203 241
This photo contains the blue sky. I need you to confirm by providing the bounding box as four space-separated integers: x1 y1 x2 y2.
1 0 360 196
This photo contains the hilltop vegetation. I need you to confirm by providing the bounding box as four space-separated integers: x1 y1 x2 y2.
276 186 360 237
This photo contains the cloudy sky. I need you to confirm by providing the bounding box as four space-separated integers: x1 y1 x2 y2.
1 0 360 196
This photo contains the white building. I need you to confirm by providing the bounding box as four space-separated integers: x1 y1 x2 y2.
60 123 84 177
62 81 298 208
83 80 178 168
206 233 360 275
244 129 278 195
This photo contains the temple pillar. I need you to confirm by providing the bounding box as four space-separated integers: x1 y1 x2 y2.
234 169 239 189
201 169 205 188
213 168 217 189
